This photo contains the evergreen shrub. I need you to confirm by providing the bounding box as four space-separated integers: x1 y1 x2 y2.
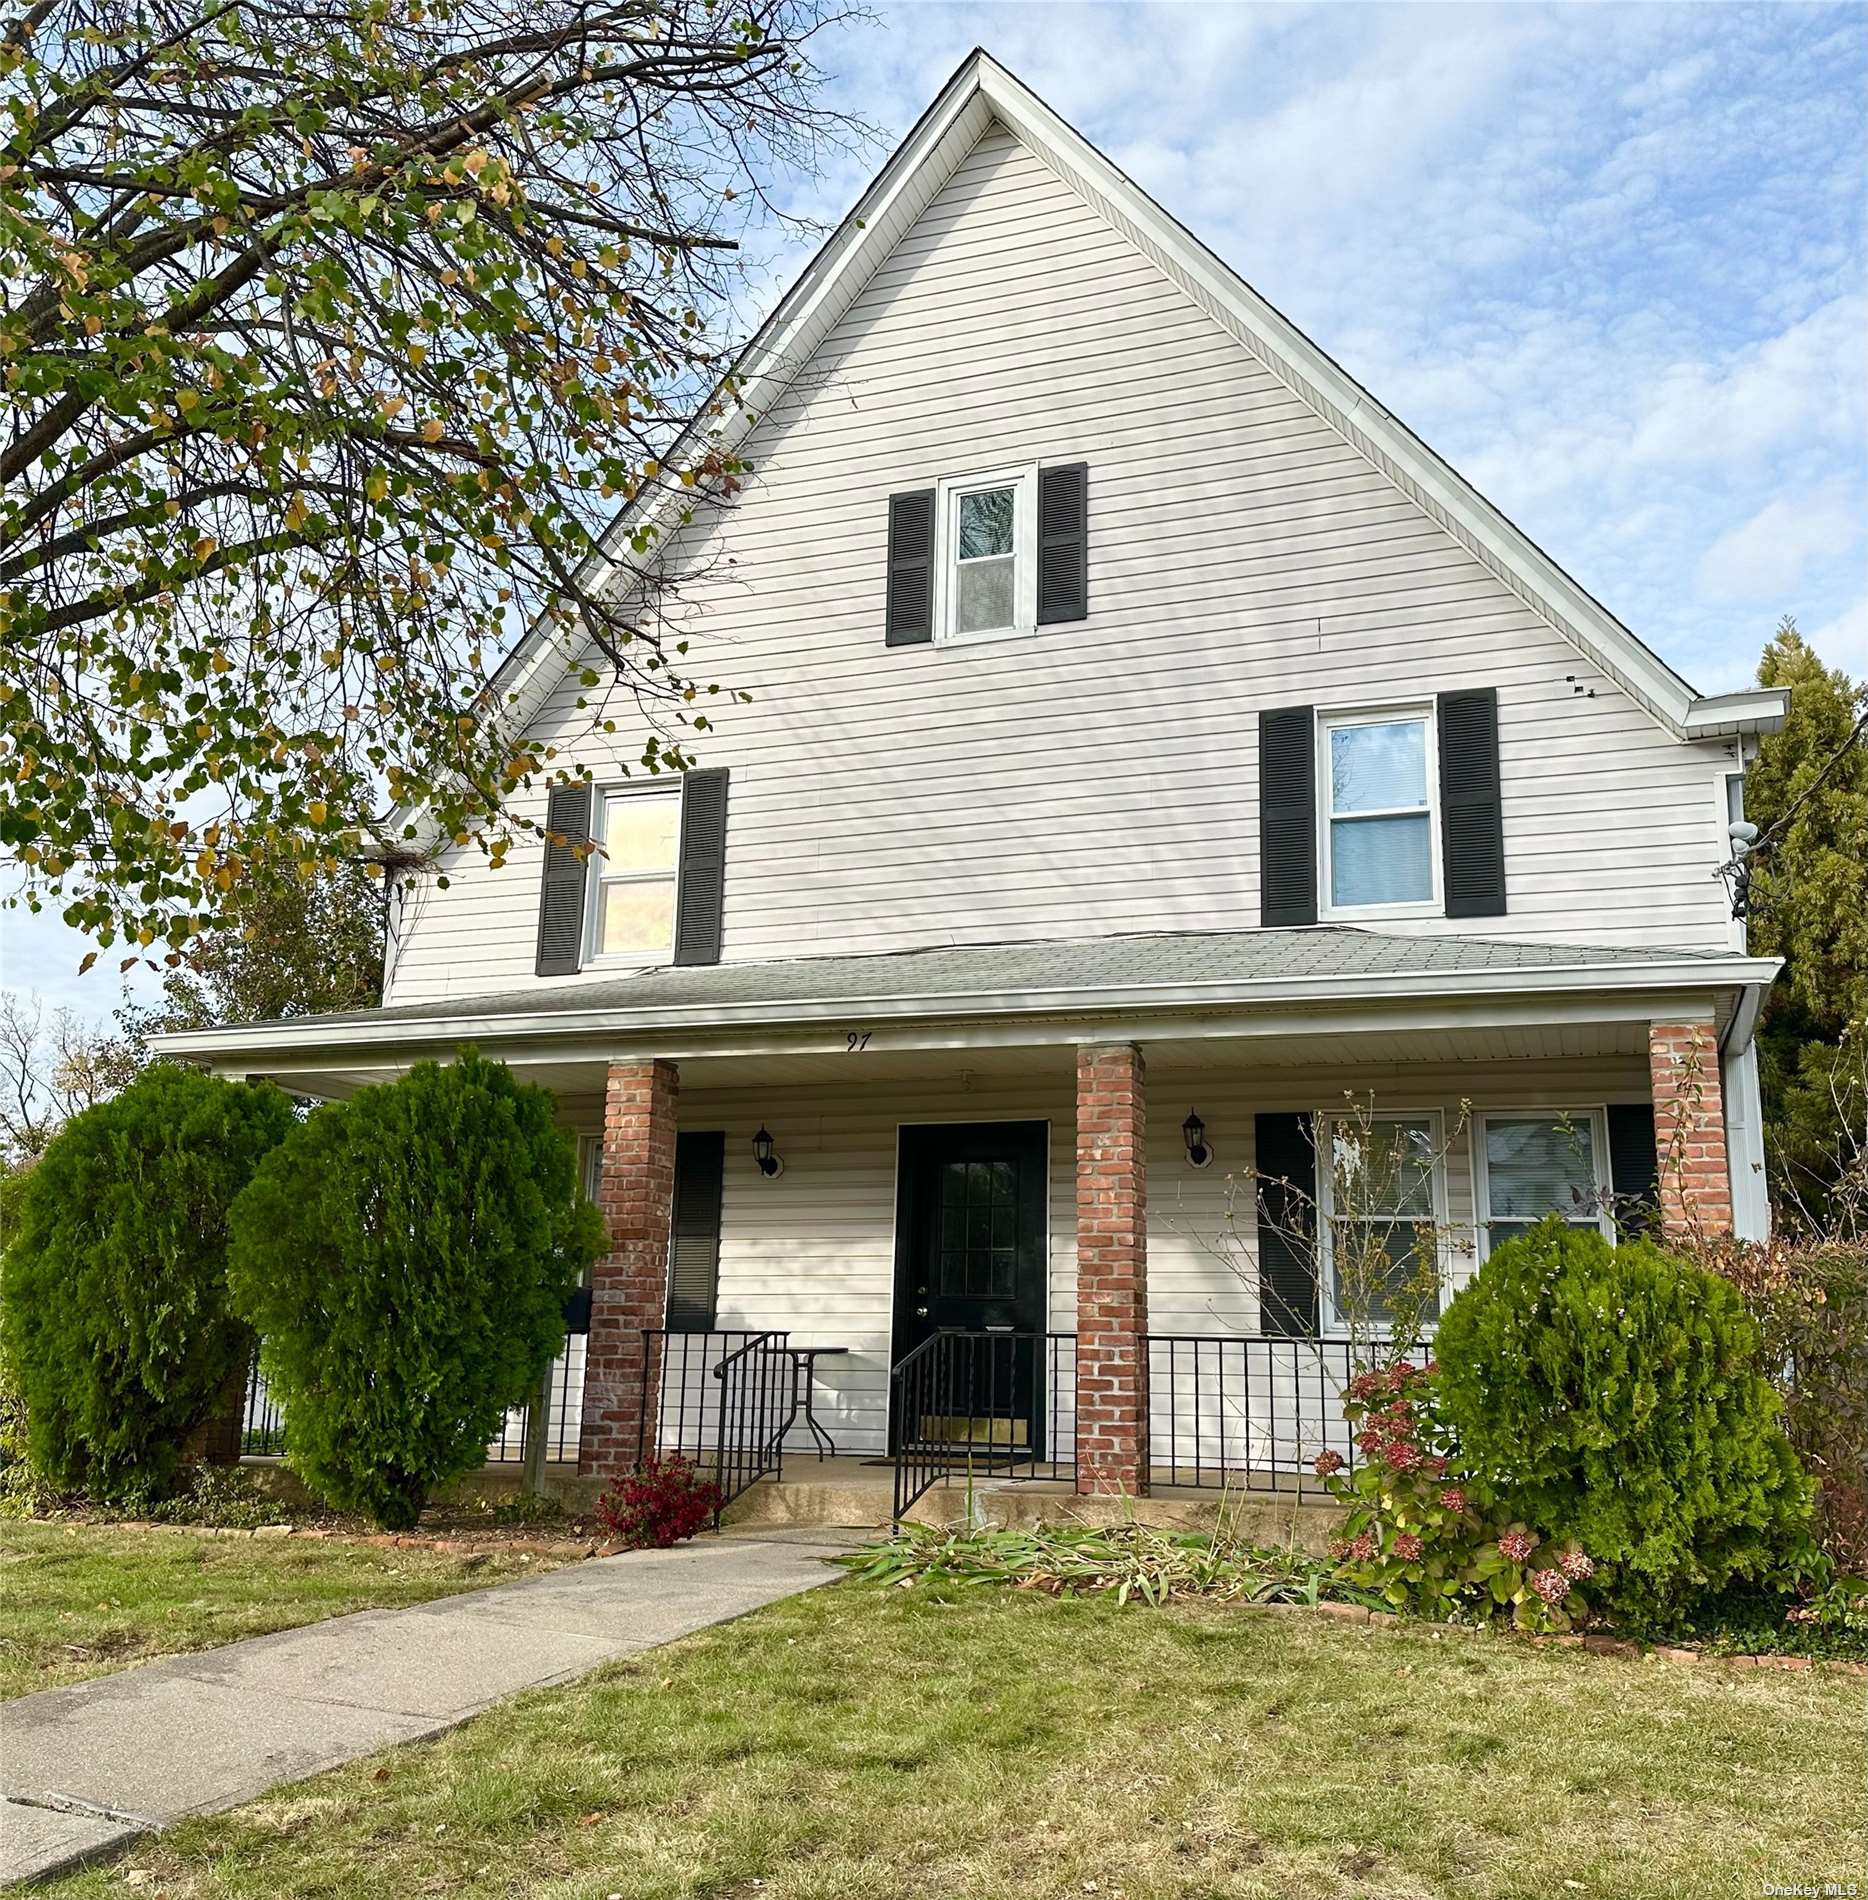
1432 1217 1817 1619
0 1067 292 1500
229 1051 605 1530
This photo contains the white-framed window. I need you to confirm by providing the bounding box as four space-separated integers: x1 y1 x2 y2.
1316 1109 1446 1333
584 783 681 965
935 464 1038 644
1318 705 1440 914
1474 1109 1614 1259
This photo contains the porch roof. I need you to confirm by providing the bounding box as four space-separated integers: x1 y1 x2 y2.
158 927 1777 1083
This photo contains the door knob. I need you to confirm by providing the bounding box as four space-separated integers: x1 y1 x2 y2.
915 1305 929 1317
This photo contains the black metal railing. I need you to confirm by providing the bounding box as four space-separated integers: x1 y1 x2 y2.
891 1330 1076 1520
486 1343 585 1465
637 1328 792 1516
240 1340 585 1466
1147 1334 1430 1493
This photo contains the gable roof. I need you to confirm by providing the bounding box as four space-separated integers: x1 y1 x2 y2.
480 49 1785 775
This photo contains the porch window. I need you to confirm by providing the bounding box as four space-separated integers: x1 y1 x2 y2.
1477 1112 1613 1257
1318 1111 1444 1332
938 465 1037 642
1319 708 1438 911
586 785 680 963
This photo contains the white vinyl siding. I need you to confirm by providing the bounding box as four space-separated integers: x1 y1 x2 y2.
386 125 1736 1006
610 1053 1654 1460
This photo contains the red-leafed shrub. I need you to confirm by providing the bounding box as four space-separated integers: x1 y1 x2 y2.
596 1454 723 1549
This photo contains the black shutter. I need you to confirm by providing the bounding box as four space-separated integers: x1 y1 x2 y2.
673 768 728 967
1607 1104 1659 1240
666 1131 725 1331
535 783 592 977
1259 706 1317 927
885 489 935 646
1437 688 1506 918
1037 462 1089 625
1255 1112 1318 1337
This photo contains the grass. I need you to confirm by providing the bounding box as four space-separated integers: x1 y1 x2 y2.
0 1520 576 1699
37 1573 1868 1900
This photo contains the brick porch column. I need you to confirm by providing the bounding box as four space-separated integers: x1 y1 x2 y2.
1648 1021 1734 1237
579 1058 679 1478
1075 1042 1149 1496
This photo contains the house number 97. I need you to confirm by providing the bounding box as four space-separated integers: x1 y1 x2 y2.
846 1031 872 1053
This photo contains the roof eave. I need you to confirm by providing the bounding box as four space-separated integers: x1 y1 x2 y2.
152 950 1782 1063
1682 688 1791 740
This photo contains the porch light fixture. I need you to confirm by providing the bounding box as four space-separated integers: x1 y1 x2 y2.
1182 1110 1212 1169
752 1126 784 1179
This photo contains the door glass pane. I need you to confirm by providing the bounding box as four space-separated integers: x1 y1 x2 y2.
1330 812 1432 906
1485 1117 1598 1223
956 557 1014 633
935 1155 1023 1303
602 791 680 871
597 876 675 955
1330 719 1427 813
957 488 1014 558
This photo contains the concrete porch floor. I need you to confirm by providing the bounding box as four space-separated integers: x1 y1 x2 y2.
717 1455 1346 1553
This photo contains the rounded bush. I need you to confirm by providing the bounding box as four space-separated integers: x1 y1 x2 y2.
1433 1218 1815 1619
228 1051 606 1530
0 1067 294 1500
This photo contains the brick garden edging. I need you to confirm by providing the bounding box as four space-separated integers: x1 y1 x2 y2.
1293 1595 1866 1678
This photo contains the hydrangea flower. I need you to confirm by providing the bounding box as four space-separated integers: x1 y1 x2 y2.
1497 1529 1540 1564
1438 1487 1468 1515
1530 1567 1570 1605
1560 1550 1595 1582
1348 1530 1379 1563
1392 1532 1423 1561
1383 1440 1424 1474
1313 1449 1346 1477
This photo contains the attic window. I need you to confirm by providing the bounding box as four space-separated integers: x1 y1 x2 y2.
937 465 1037 642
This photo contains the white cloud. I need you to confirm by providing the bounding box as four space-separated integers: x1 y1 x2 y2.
1696 491 1863 601
1806 596 1868 676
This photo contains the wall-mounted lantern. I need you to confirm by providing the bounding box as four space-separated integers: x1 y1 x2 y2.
1182 1110 1212 1169
752 1125 784 1178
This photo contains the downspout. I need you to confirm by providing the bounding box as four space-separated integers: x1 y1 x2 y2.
1720 979 1771 1242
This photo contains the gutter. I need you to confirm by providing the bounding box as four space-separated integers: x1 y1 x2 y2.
154 951 1783 1060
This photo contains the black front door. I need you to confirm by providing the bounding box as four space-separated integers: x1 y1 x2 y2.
891 1121 1049 1455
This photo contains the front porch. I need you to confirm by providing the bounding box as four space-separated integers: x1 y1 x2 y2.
190 926 1773 1526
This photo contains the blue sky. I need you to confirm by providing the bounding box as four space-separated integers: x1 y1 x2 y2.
4 0 1864 1018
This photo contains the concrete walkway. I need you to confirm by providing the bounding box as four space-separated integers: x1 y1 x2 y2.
0 1530 853 1886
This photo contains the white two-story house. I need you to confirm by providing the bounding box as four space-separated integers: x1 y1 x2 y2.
169 52 1784 1514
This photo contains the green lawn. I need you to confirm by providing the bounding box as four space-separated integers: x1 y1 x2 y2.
38 1576 1866 1900
0 1521 574 1699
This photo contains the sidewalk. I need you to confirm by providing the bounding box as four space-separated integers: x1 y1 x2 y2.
0 1530 853 1886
